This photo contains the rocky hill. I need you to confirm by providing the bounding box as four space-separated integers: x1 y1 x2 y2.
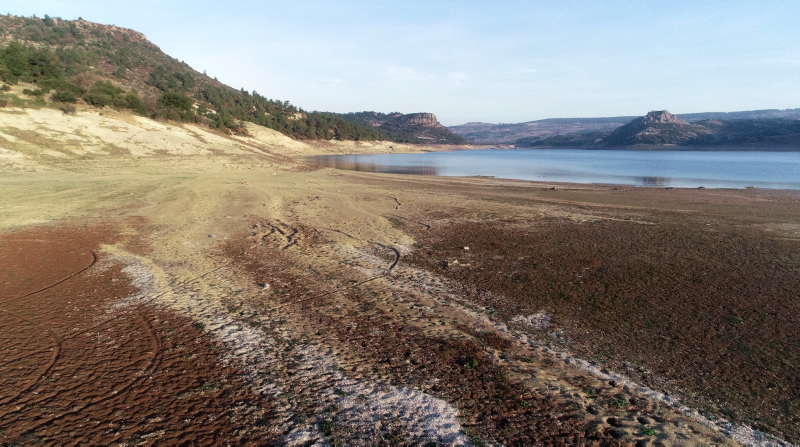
340 111 467 144
600 110 712 146
452 109 800 145
515 110 800 149
0 14 453 143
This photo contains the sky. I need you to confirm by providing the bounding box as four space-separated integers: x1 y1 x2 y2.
5 1 800 126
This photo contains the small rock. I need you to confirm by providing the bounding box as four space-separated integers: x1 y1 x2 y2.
463 246 469 251
208 234 216 238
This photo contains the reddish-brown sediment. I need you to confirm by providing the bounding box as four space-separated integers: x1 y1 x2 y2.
0 225 276 445
406 214 800 442
221 221 615 445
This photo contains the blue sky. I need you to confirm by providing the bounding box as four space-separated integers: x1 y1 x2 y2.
5 1 800 125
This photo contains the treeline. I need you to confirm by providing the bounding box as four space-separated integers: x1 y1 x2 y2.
688 119 800 146
340 111 468 144
515 132 608 147
377 119 467 144
197 87 382 140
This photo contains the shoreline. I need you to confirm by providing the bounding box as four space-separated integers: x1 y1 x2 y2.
510 144 800 151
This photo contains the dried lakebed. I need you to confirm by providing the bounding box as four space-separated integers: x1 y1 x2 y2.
2 154 799 445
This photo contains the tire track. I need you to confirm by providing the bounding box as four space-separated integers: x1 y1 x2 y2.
0 265 225 371
255 220 302 250
268 229 401 311
386 213 431 230
322 227 358 240
62 265 226 342
17 309 162 437
373 242 400 272
0 329 61 411
0 251 97 306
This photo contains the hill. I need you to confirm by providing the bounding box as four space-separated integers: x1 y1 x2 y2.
340 112 467 144
515 110 800 149
0 14 458 144
600 110 711 146
449 117 635 145
452 109 800 144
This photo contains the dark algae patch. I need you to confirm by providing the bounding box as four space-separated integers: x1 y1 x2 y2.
408 215 800 441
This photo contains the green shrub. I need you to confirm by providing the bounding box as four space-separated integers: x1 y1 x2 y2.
22 88 46 97
158 90 192 111
51 90 77 102
84 91 112 106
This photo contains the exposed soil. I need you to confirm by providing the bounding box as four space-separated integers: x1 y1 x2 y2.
0 225 277 445
405 213 800 442
221 223 616 445
217 216 746 445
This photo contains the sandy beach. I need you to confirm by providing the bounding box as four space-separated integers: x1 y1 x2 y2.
1 106 798 445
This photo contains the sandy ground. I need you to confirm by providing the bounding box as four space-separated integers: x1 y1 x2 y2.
1 106 798 445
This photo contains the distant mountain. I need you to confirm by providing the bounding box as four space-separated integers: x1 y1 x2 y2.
514 110 800 149
340 112 467 144
449 117 635 144
0 14 453 144
601 110 712 146
679 109 800 121
451 109 800 144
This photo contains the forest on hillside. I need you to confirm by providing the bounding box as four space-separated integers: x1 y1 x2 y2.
0 14 384 141
341 111 468 144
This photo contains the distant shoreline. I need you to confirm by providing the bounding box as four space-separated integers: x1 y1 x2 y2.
508 144 800 152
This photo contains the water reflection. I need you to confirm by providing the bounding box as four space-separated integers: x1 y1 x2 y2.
306 149 800 190
638 176 670 187
312 158 438 176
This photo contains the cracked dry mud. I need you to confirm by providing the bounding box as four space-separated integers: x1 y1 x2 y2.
2 147 798 445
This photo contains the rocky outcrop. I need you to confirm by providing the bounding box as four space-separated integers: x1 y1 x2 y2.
601 110 712 146
640 110 688 125
340 112 466 144
398 113 440 127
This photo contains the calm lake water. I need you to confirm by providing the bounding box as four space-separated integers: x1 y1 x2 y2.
309 148 800 190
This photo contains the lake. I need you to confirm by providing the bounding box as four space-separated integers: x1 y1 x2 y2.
308 148 800 190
